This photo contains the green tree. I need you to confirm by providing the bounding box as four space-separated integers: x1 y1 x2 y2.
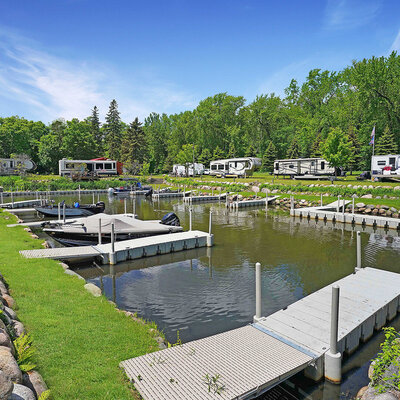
121 118 147 174
104 99 123 160
198 148 212 166
322 128 354 176
62 119 97 160
287 137 301 158
89 106 103 155
262 141 277 172
212 146 225 160
310 134 322 158
176 144 197 175
375 125 398 155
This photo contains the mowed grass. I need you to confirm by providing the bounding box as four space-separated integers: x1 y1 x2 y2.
0 210 159 399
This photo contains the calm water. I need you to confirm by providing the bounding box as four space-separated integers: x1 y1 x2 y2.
23 193 400 398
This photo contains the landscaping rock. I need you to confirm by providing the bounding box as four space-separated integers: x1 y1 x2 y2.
368 361 375 379
84 283 102 297
11 321 25 338
0 346 22 383
0 320 6 332
0 370 13 399
0 329 14 355
22 371 48 398
2 294 15 309
4 306 17 321
58 262 69 270
64 269 85 280
356 386 368 399
361 194 373 199
8 383 35 400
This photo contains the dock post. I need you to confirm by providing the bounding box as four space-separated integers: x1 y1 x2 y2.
63 203 66 223
324 286 342 383
207 210 214 247
356 231 362 270
265 196 268 211
0 191 3 205
337 196 340 213
124 198 127 214
58 203 61 221
98 218 102 245
189 207 192 231
92 192 95 205
11 191 14 207
253 262 262 323
133 200 136 216
110 222 116 265
320 193 323 207
342 198 345 220
352 197 355 215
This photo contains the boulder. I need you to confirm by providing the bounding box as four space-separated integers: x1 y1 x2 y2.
12 321 25 338
361 194 373 199
356 386 368 399
8 383 36 400
391 207 398 213
381 205 389 210
0 346 22 383
0 329 14 355
393 213 399 219
0 370 13 399
84 283 102 297
22 371 48 398
356 202 366 208
379 209 387 215
4 306 17 321
2 294 15 309
64 269 85 280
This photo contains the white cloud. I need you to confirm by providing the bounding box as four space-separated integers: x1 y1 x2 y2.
324 0 381 30
0 28 197 123
389 29 400 53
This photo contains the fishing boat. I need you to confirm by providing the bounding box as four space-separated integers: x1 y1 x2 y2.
42 212 182 246
35 201 105 218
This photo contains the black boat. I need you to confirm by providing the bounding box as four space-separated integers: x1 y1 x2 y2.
35 201 105 218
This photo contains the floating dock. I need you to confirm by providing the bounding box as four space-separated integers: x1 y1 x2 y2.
228 196 279 209
152 191 191 200
121 266 400 399
20 230 213 264
0 199 47 209
183 193 227 203
292 206 400 230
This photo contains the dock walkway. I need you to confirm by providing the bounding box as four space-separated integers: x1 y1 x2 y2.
121 267 400 399
20 230 213 264
183 193 227 203
0 199 46 209
228 196 279 209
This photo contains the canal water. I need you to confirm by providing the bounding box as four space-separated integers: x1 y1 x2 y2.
23 193 400 398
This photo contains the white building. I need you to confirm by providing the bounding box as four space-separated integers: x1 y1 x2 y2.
371 154 400 176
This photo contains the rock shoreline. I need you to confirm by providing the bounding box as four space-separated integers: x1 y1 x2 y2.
0 273 48 400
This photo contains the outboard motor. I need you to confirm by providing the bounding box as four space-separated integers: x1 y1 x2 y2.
145 187 153 197
160 212 180 226
96 201 106 212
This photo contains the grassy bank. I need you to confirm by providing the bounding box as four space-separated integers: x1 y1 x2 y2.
0 210 159 399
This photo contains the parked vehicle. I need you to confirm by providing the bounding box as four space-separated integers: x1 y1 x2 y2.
209 157 261 177
0 157 35 175
273 158 335 177
59 158 123 177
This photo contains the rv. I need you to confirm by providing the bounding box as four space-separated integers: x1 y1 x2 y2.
172 163 205 177
371 154 400 178
59 158 123 177
0 157 35 175
209 157 261 177
273 158 335 177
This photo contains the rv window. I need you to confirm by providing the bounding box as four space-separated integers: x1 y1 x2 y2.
289 164 294 168
96 163 104 169
321 161 325 170
66 163 76 169
218 164 224 170
311 161 315 166
275 162 279 170
104 163 112 170
389 158 396 165
211 165 217 170
377 161 386 166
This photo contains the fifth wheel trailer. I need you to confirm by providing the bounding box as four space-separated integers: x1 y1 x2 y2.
273 158 335 177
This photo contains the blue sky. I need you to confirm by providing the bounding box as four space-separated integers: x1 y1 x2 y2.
0 0 399 123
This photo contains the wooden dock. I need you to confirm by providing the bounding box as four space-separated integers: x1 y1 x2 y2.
121 267 400 399
20 230 213 264
228 196 279 209
292 205 400 230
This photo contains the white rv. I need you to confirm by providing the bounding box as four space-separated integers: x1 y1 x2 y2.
273 158 335 176
0 157 35 175
371 155 400 176
172 163 205 177
209 157 261 177
59 159 121 177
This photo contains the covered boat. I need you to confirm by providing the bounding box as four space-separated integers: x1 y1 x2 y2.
42 212 182 246
35 201 105 218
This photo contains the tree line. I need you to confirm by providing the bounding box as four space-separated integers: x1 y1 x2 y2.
1 52 400 174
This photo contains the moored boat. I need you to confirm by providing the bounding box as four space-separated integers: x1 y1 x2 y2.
35 201 105 218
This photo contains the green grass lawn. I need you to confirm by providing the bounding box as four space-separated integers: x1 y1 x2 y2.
0 210 159 399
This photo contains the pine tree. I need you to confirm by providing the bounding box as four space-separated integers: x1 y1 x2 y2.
245 144 257 157
213 146 225 160
262 141 277 172
89 106 103 155
198 148 212 165
287 137 300 159
104 99 123 160
375 125 398 155
121 117 147 174
310 134 322 158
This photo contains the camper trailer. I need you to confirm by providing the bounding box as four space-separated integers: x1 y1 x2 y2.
172 163 205 177
0 157 35 175
273 158 335 177
371 154 400 179
209 157 261 177
59 158 122 177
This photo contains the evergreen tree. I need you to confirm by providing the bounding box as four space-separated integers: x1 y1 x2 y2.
245 144 257 157
310 134 322 158
121 117 147 174
89 106 103 155
262 141 277 172
198 148 212 165
375 125 398 155
104 99 123 160
287 137 300 159
213 146 225 160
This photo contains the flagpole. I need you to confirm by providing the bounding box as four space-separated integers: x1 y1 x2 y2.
372 124 375 157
